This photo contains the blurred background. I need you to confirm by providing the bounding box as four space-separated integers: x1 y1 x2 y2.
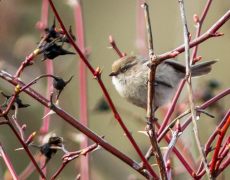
0 0 229 179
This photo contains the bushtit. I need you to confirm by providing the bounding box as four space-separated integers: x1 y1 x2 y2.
109 56 216 111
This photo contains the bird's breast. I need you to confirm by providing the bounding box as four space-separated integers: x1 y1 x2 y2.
112 76 126 97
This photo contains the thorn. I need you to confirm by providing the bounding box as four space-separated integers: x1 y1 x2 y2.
137 130 148 136
214 32 224 37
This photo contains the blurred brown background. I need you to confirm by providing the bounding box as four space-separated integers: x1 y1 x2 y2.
0 0 229 179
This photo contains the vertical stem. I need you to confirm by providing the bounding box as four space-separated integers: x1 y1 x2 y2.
0 143 18 180
136 0 148 56
74 1 89 179
178 0 212 179
191 0 213 63
142 3 167 179
38 1 51 178
40 0 52 135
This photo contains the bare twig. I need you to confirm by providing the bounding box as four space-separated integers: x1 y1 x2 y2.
142 3 167 179
157 78 186 136
210 113 230 176
0 143 18 180
191 0 213 63
163 122 182 179
178 0 212 179
0 70 151 178
48 1 157 178
157 10 230 62
109 35 126 57
5 116 46 179
11 116 25 141
51 143 98 179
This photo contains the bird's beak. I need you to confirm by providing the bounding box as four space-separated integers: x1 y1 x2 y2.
109 72 117 76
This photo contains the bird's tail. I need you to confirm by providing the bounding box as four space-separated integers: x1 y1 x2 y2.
191 60 217 77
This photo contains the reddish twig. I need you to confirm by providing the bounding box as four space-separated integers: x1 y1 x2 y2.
205 110 230 155
0 143 18 180
157 10 230 62
215 137 230 171
0 120 8 126
109 35 126 58
51 143 98 179
210 113 230 175
191 0 213 62
5 117 46 179
14 51 39 78
48 1 157 178
155 122 196 177
157 78 186 136
216 157 230 176
38 0 52 138
12 116 26 141
40 61 53 135
73 1 89 179
0 70 150 178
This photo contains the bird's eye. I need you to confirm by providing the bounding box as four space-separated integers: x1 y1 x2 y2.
121 67 127 73
121 65 130 73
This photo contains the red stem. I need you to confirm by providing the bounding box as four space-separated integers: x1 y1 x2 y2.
194 109 230 176
51 163 66 180
158 10 230 62
74 1 90 180
0 143 18 180
215 139 229 171
205 110 230 154
109 35 125 58
48 0 157 177
210 113 230 175
38 1 50 178
157 78 186 136
39 0 52 135
191 0 213 61
156 122 196 177
7 120 46 179
52 143 98 179
0 71 150 179
14 53 36 78
216 155 230 176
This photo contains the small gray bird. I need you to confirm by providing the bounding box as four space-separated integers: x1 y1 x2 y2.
109 56 216 111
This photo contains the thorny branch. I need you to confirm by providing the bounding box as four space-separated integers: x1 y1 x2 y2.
51 143 98 179
0 70 150 179
0 1 229 179
48 0 157 178
191 0 213 63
